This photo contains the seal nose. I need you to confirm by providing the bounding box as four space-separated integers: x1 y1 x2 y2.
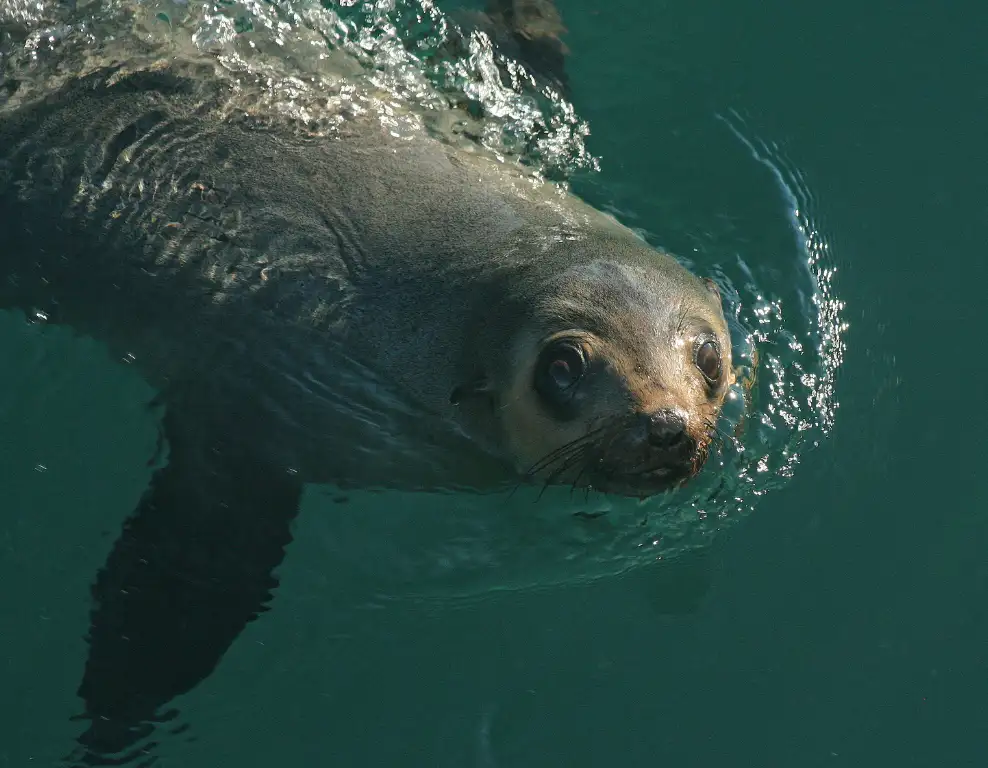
646 410 688 450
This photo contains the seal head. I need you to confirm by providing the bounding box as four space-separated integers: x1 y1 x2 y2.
461 251 734 497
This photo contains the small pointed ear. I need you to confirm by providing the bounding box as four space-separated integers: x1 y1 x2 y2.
703 277 721 299
449 376 493 405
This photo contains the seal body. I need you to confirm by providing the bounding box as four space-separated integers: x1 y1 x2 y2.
0 55 732 763
0 62 732 493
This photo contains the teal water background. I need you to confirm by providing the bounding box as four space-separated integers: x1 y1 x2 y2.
2 0 987 765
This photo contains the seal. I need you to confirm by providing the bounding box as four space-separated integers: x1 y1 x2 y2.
0 49 732 768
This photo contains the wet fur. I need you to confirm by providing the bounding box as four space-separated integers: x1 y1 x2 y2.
0 23 726 768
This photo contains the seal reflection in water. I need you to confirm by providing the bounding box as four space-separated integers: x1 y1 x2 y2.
0 38 731 768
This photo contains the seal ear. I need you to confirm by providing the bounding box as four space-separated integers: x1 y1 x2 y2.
702 277 721 300
449 375 494 405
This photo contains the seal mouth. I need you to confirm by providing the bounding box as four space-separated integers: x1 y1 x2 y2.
590 449 706 497
524 413 713 498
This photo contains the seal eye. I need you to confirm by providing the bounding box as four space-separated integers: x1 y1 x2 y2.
534 341 588 414
695 339 722 384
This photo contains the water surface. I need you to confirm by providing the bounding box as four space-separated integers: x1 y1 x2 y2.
2 0 986 766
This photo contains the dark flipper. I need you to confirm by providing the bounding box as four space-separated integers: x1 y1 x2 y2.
488 0 570 95
67 400 303 766
450 0 571 98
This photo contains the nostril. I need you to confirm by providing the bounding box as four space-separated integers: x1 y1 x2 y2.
646 410 688 449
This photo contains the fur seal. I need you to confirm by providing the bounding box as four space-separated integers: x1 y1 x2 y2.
0 35 733 768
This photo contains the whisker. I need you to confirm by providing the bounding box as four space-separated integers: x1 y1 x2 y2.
572 426 626 495
701 416 741 453
520 422 617 502
715 425 742 452
535 445 592 503
525 439 584 477
535 481 552 503
521 442 594 503
523 424 608 479
546 444 591 486
564 450 596 499
573 456 599 500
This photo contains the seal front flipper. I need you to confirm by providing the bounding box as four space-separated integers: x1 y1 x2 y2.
67 399 303 765
489 0 570 92
449 0 571 98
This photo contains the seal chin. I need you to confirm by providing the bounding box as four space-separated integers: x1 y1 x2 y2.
589 448 706 497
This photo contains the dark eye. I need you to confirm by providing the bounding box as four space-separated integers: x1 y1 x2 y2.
534 341 589 414
695 338 722 384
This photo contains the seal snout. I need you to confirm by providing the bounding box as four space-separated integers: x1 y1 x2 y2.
646 409 689 450
585 408 706 495
631 408 700 474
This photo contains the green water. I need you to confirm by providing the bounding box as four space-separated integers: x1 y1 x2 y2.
2 0 986 765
